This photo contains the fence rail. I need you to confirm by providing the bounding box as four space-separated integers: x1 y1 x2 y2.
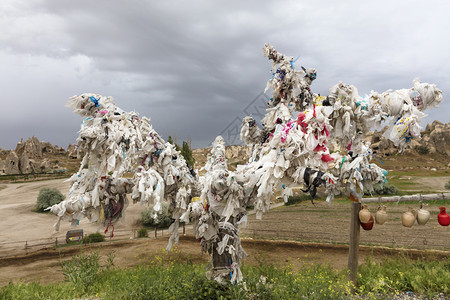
0 228 171 258
240 228 449 250
1 222 448 259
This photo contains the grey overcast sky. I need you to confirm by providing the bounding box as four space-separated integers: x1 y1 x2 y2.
1 0 449 150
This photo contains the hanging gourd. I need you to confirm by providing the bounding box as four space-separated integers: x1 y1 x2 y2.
402 207 416 228
375 205 388 225
437 207 450 226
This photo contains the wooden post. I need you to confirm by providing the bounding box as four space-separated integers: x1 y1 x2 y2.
348 201 361 291
154 227 157 238
183 223 186 235
25 241 28 255
55 237 58 246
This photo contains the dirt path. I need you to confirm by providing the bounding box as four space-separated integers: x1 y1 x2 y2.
413 176 449 192
0 179 146 244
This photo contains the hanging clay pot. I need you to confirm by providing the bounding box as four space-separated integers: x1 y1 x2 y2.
360 215 374 231
375 205 388 225
437 207 450 227
359 204 371 223
416 203 430 225
402 207 416 228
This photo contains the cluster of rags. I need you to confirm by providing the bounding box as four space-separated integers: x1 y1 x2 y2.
238 44 442 211
47 94 199 243
179 136 248 283
48 44 443 284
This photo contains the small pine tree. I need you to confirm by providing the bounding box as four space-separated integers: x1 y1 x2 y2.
181 140 195 168
140 202 172 228
167 135 181 151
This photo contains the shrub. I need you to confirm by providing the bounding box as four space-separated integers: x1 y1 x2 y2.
365 183 398 196
60 250 115 293
137 228 148 238
61 251 100 292
35 188 65 212
83 232 105 244
415 145 430 155
445 181 450 190
140 202 172 228
285 194 312 206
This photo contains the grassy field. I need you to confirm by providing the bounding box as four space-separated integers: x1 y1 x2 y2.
0 248 448 299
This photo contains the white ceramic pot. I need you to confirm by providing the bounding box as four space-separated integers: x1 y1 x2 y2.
359 204 371 223
375 205 388 225
402 207 416 228
416 203 430 225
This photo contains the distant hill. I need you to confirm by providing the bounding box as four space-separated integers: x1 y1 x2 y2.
0 137 80 176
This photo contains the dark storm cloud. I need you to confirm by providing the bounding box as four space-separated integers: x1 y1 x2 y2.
1 0 449 150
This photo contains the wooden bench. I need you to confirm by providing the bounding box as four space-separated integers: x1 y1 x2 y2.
66 229 84 243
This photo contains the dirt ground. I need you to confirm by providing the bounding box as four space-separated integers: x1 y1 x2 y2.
0 179 145 243
242 198 450 251
0 178 448 287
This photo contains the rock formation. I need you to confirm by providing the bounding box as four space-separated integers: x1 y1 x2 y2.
367 121 449 155
67 144 81 159
15 136 42 158
0 137 72 175
5 151 20 174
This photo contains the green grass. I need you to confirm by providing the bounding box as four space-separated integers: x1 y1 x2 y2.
358 255 450 299
1 250 448 299
388 169 449 177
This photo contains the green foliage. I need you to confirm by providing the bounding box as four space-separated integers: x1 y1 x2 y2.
167 135 195 167
445 180 450 190
59 250 114 293
61 251 100 292
35 187 65 212
358 255 450 298
415 145 430 155
137 227 148 238
140 202 172 228
82 232 105 244
285 194 312 206
181 140 195 168
167 135 181 151
365 183 399 196
1 253 448 299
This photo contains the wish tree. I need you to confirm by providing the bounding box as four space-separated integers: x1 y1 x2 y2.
48 44 442 285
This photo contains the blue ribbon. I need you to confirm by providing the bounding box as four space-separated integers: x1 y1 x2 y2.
89 96 100 107
373 154 385 165
290 55 300 69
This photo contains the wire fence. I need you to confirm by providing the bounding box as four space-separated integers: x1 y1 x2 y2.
239 227 450 251
0 228 172 258
1 221 448 259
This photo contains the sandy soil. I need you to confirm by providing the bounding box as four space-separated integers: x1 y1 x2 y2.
0 179 146 244
414 176 449 192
